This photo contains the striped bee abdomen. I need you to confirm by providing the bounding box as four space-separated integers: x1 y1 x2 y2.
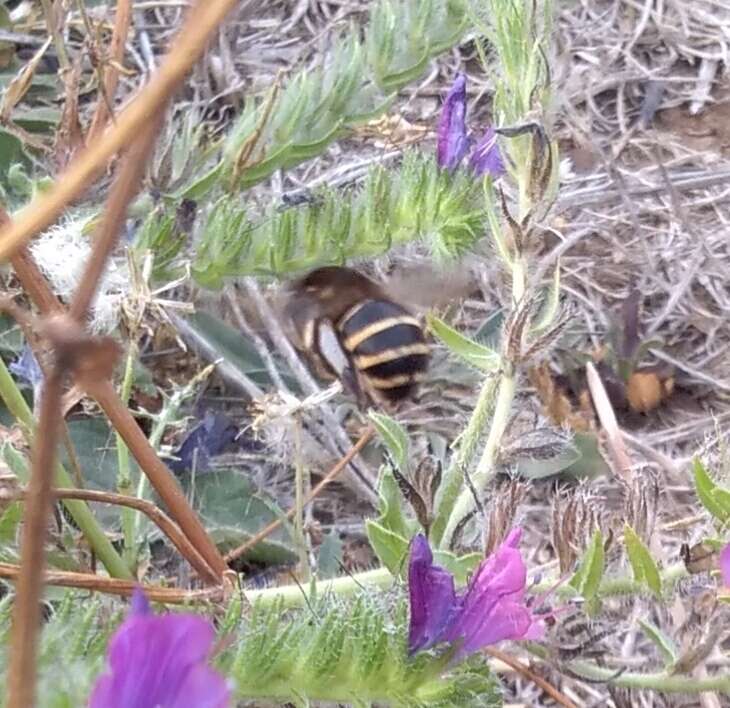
339 299 429 402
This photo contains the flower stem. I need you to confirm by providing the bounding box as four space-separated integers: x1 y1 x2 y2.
438 252 527 548
430 375 498 547
246 566 393 609
528 644 730 694
439 369 516 547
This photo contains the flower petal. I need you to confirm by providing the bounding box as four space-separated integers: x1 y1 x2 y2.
90 594 230 708
408 535 458 654
720 543 730 586
437 73 469 171
469 126 505 178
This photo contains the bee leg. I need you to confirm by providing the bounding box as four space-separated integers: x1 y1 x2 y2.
341 362 370 408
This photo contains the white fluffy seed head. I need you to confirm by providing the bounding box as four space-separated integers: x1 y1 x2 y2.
30 214 131 333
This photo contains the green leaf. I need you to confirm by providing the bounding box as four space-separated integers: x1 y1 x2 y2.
181 468 296 565
369 410 409 473
64 418 137 530
638 619 678 667
182 311 289 389
562 432 611 480
513 443 581 480
317 531 343 579
569 529 604 603
365 465 415 573
433 549 481 586
693 458 730 524
428 314 501 372
364 519 409 575
531 263 561 333
0 501 21 545
372 466 411 540
624 524 662 598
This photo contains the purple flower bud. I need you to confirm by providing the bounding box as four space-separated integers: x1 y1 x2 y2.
407 529 544 661
720 544 730 586
469 126 505 178
90 587 231 708
437 74 469 171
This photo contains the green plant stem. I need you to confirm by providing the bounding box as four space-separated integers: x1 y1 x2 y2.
430 376 498 548
116 347 137 571
241 560 689 613
527 644 730 694
440 369 516 546
246 566 393 610
0 358 131 579
438 244 527 547
133 366 214 543
293 419 310 581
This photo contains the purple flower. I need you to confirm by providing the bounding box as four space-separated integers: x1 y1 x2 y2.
10 345 43 388
720 544 730 586
89 587 230 708
436 74 505 178
469 126 506 178
407 529 544 661
437 73 469 171
408 535 459 654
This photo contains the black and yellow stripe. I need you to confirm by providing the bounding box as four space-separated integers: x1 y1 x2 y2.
337 299 429 403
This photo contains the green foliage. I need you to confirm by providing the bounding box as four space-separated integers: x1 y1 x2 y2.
192 152 484 287
428 314 501 372
693 458 730 525
0 593 114 707
132 208 187 281
226 591 502 706
370 410 411 474
180 468 297 564
570 529 605 609
182 0 467 196
366 465 481 583
0 588 502 707
367 465 415 574
638 619 678 668
624 525 662 598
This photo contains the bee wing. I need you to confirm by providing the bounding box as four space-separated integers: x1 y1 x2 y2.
316 319 349 377
383 264 476 312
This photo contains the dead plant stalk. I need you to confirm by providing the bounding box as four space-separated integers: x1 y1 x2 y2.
0 0 247 262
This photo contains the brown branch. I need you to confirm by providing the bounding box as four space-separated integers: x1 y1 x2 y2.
2 487 215 582
484 648 579 708
69 119 158 322
7 369 65 707
5 225 227 583
225 426 375 563
0 563 227 605
0 0 247 262
87 0 133 143
88 379 227 579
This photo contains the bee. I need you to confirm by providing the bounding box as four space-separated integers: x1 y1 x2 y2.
282 266 430 408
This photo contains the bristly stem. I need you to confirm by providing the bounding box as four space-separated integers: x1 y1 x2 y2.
430 375 499 547
527 644 730 694
438 252 526 548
